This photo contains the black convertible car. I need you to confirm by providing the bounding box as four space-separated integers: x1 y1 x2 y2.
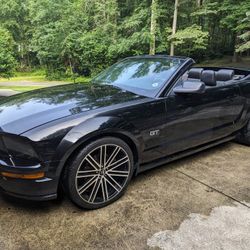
0 55 250 209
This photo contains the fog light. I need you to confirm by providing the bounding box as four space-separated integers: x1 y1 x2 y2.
1 172 45 180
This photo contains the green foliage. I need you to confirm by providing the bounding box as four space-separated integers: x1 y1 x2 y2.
168 25 208 56
236 12 250 53
191 2 219 17
0 28 17 78
0 0 31 68
0 0 249 79
219 0 250 31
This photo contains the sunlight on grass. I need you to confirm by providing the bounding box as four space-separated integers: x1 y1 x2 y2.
0 86 44 92
0 76 47 82
0 74 91 83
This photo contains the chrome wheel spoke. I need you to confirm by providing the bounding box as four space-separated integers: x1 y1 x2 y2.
77 170 98 178
78 176 98 195
107 170 129 177
105 146 121 167
101 177 109 202
103 145 107 167
88 178 101 203
100 145 108 167
105 174 122 192
100 146 103 167
85 154 100 170
106 156 129 171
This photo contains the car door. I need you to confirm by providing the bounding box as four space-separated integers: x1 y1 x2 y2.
159 81 243 156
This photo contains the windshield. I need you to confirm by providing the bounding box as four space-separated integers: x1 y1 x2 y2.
92 57 185 97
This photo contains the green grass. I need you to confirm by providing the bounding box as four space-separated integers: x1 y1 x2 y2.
0 85 44 92
197 56 250 68
62 76 91 83
0 69 47 82
0 75 48 82
15 68 46 77
0 68 91 83
0 75 91 83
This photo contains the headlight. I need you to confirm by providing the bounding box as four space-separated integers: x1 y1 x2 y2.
0 133 41 167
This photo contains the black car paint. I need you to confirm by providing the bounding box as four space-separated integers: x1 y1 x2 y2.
0 56 250 201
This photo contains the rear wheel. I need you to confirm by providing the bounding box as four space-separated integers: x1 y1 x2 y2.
63 137 134 209
236 121 250 146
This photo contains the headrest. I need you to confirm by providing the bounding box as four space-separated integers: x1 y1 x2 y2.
201 70 216 86
216 69 234 81
188 68 203 79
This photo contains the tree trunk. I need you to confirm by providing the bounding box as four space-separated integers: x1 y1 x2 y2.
197 0 202 7
149 0 157 55
232 33 240 63
232 51 238 63
170 0 178 56
197 0 203 26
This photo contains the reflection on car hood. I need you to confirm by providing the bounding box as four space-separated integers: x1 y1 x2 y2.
0 83 143 134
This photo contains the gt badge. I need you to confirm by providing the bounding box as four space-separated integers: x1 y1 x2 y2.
150 130 160 136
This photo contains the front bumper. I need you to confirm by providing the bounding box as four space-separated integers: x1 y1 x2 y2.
0 132 60 201
0 175 58 201
0 158 59 201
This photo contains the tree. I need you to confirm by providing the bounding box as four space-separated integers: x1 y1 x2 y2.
149 0 158 55
0 28 17 78
29 0 73 77
168 25 208 57
108 2 151 60
0 0 248 77
219 0 250 61
0 0 31 69
170 0 179 56
236 12 250 53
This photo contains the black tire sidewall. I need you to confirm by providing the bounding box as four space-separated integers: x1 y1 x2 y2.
64 137 134 210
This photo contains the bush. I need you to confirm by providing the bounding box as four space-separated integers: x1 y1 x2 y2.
0 28 17 78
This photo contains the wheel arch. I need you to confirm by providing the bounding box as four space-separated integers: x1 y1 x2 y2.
66 131 139 164
56 119 143 185
57 131 140 189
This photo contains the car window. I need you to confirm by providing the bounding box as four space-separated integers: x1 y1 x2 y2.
92 57 186 97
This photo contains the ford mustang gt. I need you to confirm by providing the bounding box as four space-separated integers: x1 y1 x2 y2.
0 55 250 209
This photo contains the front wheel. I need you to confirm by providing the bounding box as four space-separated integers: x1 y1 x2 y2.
63 137 134 209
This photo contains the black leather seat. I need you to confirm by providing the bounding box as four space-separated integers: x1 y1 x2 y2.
188 68 204 80
216 69 234 81
201 70 216 87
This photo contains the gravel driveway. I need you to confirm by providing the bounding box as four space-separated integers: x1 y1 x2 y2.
0 142 249 250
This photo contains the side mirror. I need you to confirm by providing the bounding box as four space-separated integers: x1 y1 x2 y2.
174 81 206 94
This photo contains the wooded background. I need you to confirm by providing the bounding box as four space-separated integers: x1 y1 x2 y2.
0 0 249 78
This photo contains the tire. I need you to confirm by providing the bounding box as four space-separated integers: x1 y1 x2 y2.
236 121 250 146
63 137 134 210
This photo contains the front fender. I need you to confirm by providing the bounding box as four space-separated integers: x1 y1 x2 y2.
54 116 143 176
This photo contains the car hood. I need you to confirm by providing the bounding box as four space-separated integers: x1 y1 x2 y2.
0 83 143 134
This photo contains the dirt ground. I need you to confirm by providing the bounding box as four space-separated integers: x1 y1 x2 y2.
0 142 249 250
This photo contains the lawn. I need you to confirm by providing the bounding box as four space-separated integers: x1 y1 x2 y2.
197 56 250 68
0 85 43 92
0 69 91 92
0 68 91 84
